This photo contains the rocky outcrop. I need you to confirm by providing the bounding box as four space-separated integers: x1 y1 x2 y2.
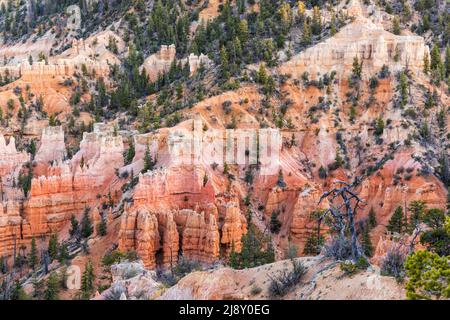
0 31 122 81
0 201 32 260
279 16 429 80
181 211 220 263
11 123 125 255
142 45 176 82
159 256 406 300
118 164 247 268
220 203 247 253
0 135 29 178
118 207 161 269
289 187 329 254
141 45 212 81
35 126 67 163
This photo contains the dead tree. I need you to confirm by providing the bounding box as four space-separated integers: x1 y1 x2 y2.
318 179 365 262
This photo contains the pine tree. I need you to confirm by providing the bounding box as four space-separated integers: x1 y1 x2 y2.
399 71 408 106
302 20 311 45
368 207 377 229
387 206 405 234
408 200 426 232
430 45 442 71
445 45 450 78
361 224 374 257
125 138 135 165
81 207 93 238
220 45 229 80
270 212 282 233
97 216 107 237
303 233 324 255
29 237 38 270
228 242 239 269
352 56 362 79
423 53 430 74
142 145 155 173
0 255 7 274
81 261 95 299
330 16 337 35
375 117 385 136
311 6 322 35
58 243 69 265
44 272 59 300
256 64 268 85
393 17 401 35
48 234 59 261
69 215 79 240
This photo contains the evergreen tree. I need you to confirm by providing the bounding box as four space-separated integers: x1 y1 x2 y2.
408 200 426 233
97 216 107 237
125 138 135 165
58 243 69 265
270 212 282 233
10 281 29 300
430 45 442 72
142 145 156 173
228 242 239 269
352 56 362 79
303 233 324 255
81 261 95 299
48 234 59 261
28 237 38 270
361 224 374 257
375 117 385 136
302 20 311 45
311 6 322 35
387 206 405 234
81 207 93 238
69 215 80 240
399 71 408 106
229 225 275 269
445 45 450 78
44 272 59 300
368 207 377 229
392 17 401 35
0 255 7 274
423 53 430 74
405 250 450 300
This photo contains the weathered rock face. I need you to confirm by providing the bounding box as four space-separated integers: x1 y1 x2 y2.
0 201 32 259
181 53 213 75
35 126 67 164
118 165 247 268
0 31 122 81
0 134 29 178
141 45 212 81
133 166 216 211
118 207 161 269
15 124 123 250
142 45 176 82
220 203 247 253
289 187 329 254
182 211 220 263
279 16 429 80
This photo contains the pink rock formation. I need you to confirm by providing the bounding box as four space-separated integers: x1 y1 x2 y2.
279 15 429 80
118 164 247 268
118 207 160 269
182 212 220 263
0 134 29 177
220 203 247 253
35 126 67 164
142 45 176 82
142 45 212 81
